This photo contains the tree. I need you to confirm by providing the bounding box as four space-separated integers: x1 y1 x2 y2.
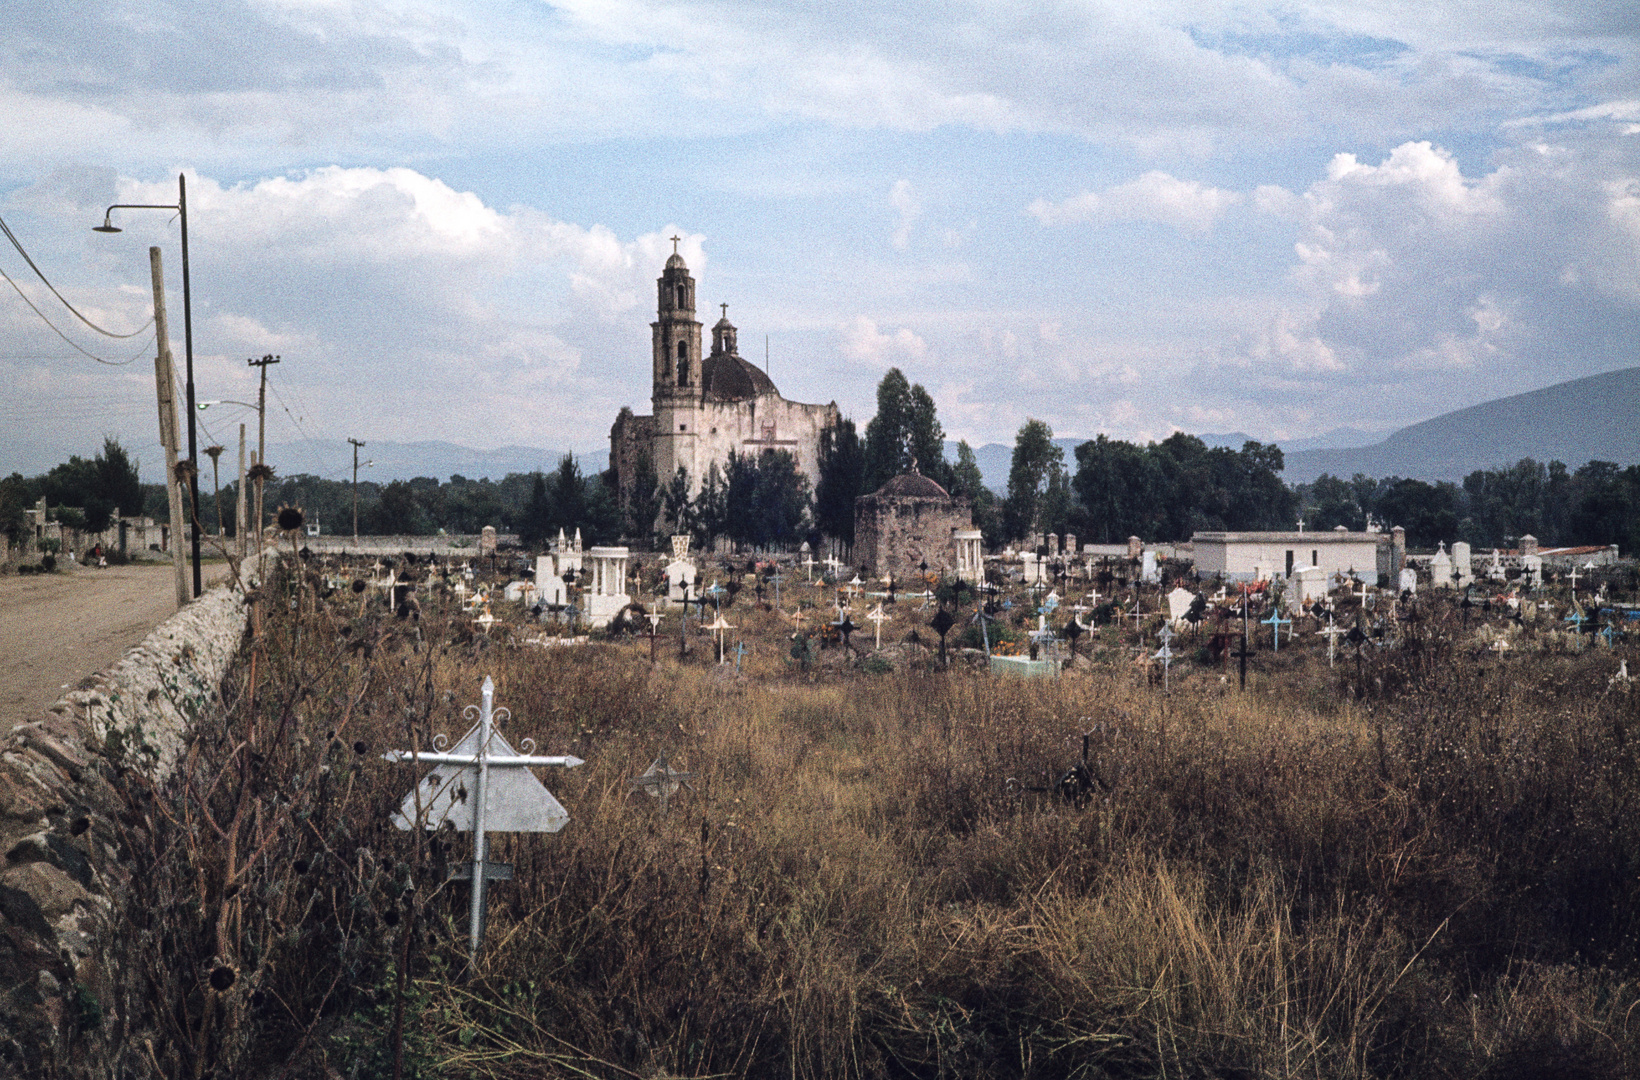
862 368 915 493
722 451 809 548
624 450 661 542
545 455 586 537
661 468 693 537
41 437 143 533
950 441 1001 547
372 480 424 535
1002 419 1063 542
1374 477 1460 549
860 368 951 493
690 464 727 550
519 473 552 549
0 473 34 545
815 418 864 543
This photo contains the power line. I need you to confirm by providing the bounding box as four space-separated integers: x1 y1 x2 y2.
0 213 152 339
0 263 152 366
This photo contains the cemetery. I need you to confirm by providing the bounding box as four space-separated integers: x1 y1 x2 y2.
7 514 1637 1080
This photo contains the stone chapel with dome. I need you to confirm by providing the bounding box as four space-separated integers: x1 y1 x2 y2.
609 247 840 517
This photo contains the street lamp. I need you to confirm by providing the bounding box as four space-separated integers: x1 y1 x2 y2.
97 175 201 598
196 399 259 411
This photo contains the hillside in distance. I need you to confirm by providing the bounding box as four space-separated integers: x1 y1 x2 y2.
1280 366 1640 484
265 439 604 484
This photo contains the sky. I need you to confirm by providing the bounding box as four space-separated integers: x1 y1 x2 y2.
1 0 1636 482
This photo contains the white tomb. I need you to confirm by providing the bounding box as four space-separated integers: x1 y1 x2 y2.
583 546 631 628
1429 543 1453 589
1288 565 1327 609
1452 541 1473 588
953 528 984 584
1399 568 1418 594
1166 586 1196 626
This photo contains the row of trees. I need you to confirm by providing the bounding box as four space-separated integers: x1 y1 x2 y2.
1298 459 1640 553
1 438 145 544
8 414 1638 559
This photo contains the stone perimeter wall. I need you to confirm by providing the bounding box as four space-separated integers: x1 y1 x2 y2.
0 584 247 1078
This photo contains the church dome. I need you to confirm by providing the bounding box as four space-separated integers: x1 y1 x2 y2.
701 354 778 401
665 252 687 270
874 472 950 499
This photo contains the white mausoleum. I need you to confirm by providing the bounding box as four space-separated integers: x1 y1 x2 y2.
1192 527 1387 583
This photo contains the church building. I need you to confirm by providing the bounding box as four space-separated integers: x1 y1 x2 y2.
609 247 840 515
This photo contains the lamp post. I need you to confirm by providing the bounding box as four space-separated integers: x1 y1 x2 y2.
97 175 202 597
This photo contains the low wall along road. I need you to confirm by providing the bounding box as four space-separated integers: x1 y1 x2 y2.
0 569 247 1077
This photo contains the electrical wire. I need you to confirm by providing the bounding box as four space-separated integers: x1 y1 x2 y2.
268 381 333 478
0 213 152 339
0 262 150 365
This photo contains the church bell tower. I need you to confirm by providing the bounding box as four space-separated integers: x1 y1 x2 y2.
652 240 702 488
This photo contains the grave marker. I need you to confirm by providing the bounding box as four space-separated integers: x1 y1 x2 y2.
384 676 583 957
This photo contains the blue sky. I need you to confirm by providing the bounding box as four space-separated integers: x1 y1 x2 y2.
1 0 1636 481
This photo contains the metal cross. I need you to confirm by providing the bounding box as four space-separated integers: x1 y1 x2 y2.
1318 618 1345 667
383 676 583 959
1153 626 1175 692
628 750 695 815
732 639 749 674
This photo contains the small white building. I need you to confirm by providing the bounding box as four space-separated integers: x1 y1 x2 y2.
1192 527 1386 584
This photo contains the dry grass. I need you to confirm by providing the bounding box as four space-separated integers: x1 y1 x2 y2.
104 559 1640 1079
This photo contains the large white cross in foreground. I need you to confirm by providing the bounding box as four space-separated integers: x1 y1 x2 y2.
383 676 583 958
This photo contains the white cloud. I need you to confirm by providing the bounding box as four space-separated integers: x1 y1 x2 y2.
1029 171 1242 232
838 315 927 364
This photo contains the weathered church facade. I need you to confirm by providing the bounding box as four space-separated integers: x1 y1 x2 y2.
609 250 839 512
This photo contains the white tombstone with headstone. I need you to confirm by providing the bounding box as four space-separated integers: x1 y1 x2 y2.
1488 548 1506 582
1452 541 1473 588
1141 550 1158 584
583 546 631 628
665 535 698 607
1399 567 1418 594
1429 543 1453 589
534 554 567 607
1288 565 1327 609
1021 552 1047 585
478 525 498 557
1166 585 1196 626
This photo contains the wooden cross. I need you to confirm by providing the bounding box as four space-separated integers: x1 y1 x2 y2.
787 606 807 637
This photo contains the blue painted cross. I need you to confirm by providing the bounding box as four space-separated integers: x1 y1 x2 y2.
1261 607 1291 652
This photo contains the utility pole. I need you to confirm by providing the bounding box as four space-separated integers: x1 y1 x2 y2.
349 438 366 545
236 424 247 560
247 353 280 560
148 247 188 609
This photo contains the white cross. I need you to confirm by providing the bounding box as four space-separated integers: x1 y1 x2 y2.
1318 619 1345 667
867 603 890 650
383 676 582 958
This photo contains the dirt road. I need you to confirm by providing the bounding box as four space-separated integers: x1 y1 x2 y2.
0 561 232 724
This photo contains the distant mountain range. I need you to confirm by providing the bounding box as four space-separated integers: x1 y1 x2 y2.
950 367 1638 489
1277 366 1640 484
266 367 1637 492
266 439 604 484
